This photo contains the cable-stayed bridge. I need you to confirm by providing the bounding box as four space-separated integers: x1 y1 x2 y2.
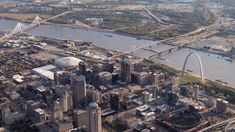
0 10 75 42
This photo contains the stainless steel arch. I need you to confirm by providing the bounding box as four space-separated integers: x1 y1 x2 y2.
182 52 204 83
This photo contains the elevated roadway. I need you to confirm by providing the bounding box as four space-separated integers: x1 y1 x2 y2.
144 7 167 25
199 117 235 132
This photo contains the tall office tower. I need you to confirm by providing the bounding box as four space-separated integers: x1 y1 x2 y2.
91 90 102 103
71 75 87 107
98 71 112 86
167 92 179 106
61 91 70 112
143 91 150 103
149 73 165 85
193 85 199 102
79 61 87 76
120 56 131 83
216 98 228 113
87 102 102 132
112 73 119 84
152 85 160 99
54 72 60 85
105 61 114 73
52 100 63 120
54 71 71 85
74 110 88 129
110 92 120 110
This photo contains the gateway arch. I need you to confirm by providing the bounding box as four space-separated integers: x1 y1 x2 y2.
182 52 204 83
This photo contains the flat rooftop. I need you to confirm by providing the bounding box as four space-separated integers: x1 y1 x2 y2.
32 64 60 80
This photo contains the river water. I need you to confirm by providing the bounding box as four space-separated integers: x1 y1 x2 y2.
0 19 234 88
0 0 16 4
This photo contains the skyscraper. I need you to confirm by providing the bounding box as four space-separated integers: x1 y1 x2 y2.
91 90 102 103
216 98 228 113
87 102 102 132
98 71 112 86
54 71 70 85
110 92 120 110
79 61 87 76
167 92 179 106
71 75 86 107
112 73 119 84
120 56 131 83
193 85 199 102
61 91 70 112
52 100 63 120
74 110 88 129
152 85 160 99
74 103 102 131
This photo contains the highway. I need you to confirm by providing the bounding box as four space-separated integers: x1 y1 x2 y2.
199 117 235 132
224 120 235 131
144 7 166 25
0 10 76 42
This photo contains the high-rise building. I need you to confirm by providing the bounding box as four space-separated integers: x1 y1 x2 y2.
26 100 40 115
110 92 120 110
149 73 165 85
2 106 25 124
108 62 114 73
98 71 112 86
34 108 45 123
216 98 228 112
79 61 87 76
74 110 88 129
54 71 70 85
120 56 131 83
167 92 179 106
87 102 102 132
152 85 160 99
61 91 70 112
193 85 199 102
162 82 173 93
143 91 150 103
71 75 87 107
91 90 102 103
131 71 150 86
180 85 190 97
87 90 101 104
112 73 119 84
52 100 63 120
74 103 102 131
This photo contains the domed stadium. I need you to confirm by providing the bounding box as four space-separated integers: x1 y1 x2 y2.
54 57 83 70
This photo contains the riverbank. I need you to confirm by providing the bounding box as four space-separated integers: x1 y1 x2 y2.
186 45 235 59
0 15 156 41
0 18 234 88
43 21 157 41
0 13 50 22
